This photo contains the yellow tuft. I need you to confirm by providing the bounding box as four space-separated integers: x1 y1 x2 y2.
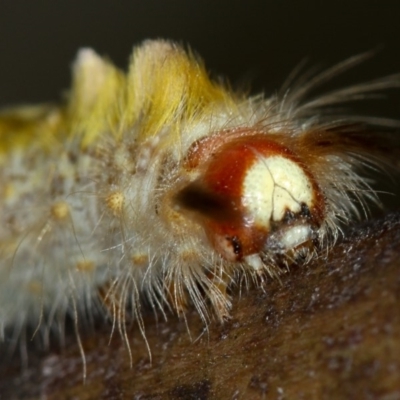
122 40 235 146
68 48 126 148
0 40 238 154
0 105 64 156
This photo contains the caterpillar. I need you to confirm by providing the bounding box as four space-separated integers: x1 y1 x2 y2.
0 40 399 370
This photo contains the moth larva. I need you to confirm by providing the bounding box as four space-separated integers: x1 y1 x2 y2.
0 40 399 362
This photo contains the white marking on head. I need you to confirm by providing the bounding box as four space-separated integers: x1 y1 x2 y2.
244 254 263 270
280 225 312 249
242 155 314 227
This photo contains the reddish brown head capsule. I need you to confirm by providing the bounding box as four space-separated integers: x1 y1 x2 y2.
177 131 325 269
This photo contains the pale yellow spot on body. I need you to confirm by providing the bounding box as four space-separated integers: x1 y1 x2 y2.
26 281 43 296
0 238 19 259
76 260 95 272
131 254 148 267
106 191 124 215
51 201 70 220
3 182 14 201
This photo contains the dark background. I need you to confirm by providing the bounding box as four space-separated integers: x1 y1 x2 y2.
1 1 400 107
0 0 399 207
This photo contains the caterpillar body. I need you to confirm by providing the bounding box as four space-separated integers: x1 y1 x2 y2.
0 40 399 362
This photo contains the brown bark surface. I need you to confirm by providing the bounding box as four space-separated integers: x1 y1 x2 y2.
1 213 400 400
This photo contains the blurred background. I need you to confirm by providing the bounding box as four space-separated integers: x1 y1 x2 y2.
0 0 399 208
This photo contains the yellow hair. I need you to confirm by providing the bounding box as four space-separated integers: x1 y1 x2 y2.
0 40 238 155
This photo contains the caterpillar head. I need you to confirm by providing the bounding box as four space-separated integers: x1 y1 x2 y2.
175 129 325 269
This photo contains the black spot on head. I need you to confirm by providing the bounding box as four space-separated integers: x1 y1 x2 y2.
230 236 242 256
283 209 295 223
301 203 311 218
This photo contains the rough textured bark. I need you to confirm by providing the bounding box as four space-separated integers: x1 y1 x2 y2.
1 212 400 399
